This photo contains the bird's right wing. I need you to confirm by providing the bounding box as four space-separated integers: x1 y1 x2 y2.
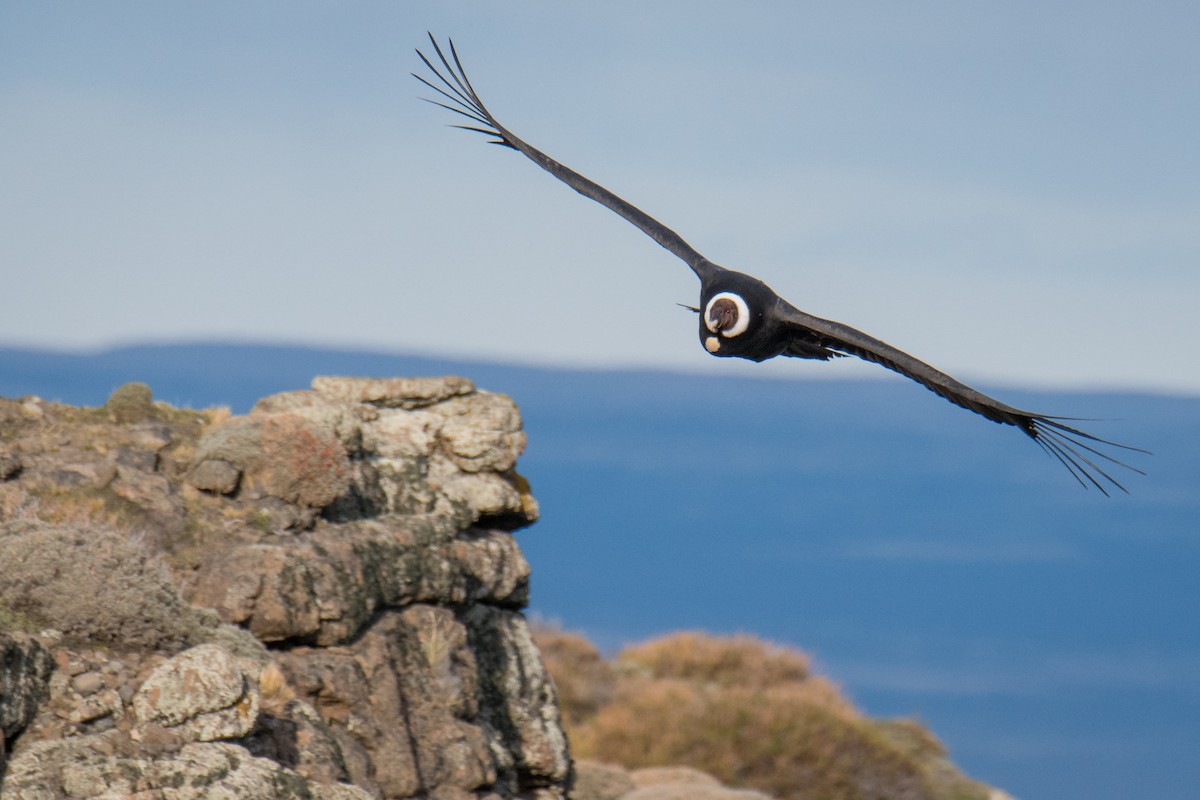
774 298 1147 494
414 34 720 283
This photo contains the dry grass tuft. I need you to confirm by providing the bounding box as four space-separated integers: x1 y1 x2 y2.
258 662 297 715
0 484 37 523
411 607 461 672
0 519 212 650
204 405 233 427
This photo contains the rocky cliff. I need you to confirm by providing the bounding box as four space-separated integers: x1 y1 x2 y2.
0 377 568 799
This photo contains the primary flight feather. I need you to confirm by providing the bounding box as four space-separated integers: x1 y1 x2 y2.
414 34 1146 494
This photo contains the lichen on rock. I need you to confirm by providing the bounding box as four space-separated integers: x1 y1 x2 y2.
0 376 568 800
133 643 260 742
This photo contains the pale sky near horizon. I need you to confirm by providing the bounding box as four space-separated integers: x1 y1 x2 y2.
3 2 1198 394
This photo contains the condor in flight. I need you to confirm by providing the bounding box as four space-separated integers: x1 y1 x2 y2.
414 35 1146 494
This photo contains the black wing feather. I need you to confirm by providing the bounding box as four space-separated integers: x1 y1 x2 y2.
414 33 720 281
773 298 1147 494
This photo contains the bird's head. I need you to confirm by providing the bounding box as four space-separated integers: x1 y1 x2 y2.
704 293 751 341
694 271 788 362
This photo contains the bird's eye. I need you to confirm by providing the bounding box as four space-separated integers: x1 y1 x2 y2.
704 292 751 337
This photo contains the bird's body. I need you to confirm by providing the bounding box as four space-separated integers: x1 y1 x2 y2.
414 35 1145 494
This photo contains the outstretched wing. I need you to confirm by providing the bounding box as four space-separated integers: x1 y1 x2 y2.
413 34 720 282
773 298 1147 495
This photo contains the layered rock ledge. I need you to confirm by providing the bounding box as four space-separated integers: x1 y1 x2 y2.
0 377 569 799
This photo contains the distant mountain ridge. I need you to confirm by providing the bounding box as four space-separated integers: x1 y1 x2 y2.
0 340 1176 411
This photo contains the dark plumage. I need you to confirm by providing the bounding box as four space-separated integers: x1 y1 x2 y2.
414 34 1147 494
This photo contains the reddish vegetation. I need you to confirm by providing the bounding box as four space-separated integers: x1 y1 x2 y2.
533 627 994 800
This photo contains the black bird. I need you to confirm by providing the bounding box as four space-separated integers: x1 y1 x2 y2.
414 35 1146 494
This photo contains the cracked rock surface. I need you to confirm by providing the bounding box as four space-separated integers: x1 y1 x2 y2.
0 376 568 799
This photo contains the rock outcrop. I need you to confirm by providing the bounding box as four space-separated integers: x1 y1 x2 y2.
0 377 568 799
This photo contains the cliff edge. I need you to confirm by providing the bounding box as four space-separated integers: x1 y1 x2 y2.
0 376 567 799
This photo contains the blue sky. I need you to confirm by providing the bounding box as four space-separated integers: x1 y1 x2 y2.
3 2 1198 393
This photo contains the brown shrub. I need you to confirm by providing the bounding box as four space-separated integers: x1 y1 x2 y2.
871 720 993 799
573 676 931 800
538 630 986 800
103 381 156 423
619 631 813 689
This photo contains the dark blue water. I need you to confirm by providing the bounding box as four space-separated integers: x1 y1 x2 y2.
3 343 1197 800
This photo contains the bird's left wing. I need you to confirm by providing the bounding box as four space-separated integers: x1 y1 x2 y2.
773 298 1147 494
414 34 720 282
